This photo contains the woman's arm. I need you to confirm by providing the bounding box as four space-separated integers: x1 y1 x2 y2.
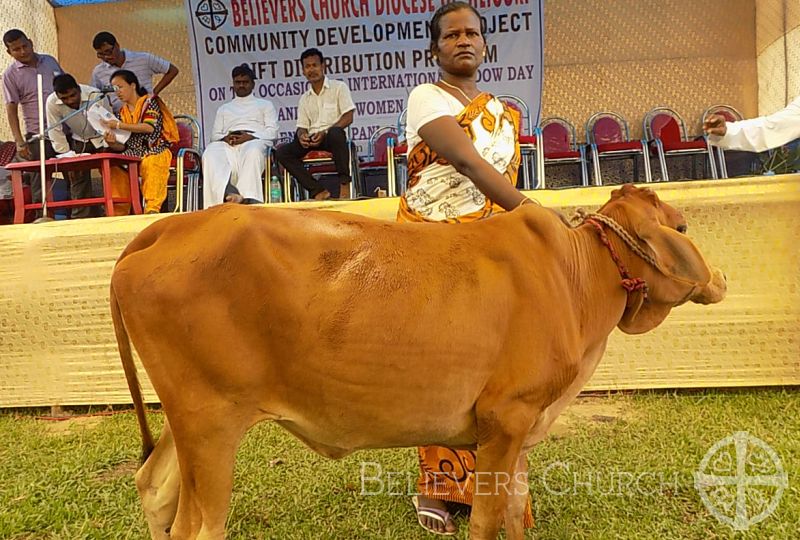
418 116 529 211
111 118 154 134
101 117 154 135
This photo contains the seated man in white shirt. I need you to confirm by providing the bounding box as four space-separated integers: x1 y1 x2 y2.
704 97 800 152
275 48 355 200
202 64 278 208
47 73 128 217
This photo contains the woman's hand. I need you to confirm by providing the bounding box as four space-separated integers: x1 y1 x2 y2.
103 131 117 145
101 118 121 130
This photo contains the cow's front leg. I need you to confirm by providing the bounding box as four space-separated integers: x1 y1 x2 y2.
469 407 533 540
135 420 180 540
502 453 530 540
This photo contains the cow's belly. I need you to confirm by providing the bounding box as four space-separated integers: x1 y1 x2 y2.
264 360 483 454
269 391 479 456
251 341 494 453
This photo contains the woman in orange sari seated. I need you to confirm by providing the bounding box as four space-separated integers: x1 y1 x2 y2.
102 69 178 214
398 2 535 536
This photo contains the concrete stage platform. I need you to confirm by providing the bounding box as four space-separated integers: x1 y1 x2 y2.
0 176 798 407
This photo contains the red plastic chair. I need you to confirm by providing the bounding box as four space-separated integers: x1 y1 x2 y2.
586 112 652 185
701 105 743 178
386 107 408 196
359 126 397 197
0 142 35 224
541 117 588 187
644 107 717 181
360 127 395 169
169 115 202 211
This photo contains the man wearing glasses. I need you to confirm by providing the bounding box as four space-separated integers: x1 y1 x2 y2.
90 31 179 113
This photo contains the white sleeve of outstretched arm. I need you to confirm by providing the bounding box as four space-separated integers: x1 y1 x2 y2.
708 97 800 152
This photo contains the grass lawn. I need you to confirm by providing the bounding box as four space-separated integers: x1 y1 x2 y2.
0 389 798 539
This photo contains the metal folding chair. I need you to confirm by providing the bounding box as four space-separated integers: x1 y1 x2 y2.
643 106 717 182
586 111 652 185
701 104 743 178
541 117 589 187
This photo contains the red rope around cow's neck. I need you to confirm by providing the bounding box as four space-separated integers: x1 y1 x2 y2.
584 217 649 300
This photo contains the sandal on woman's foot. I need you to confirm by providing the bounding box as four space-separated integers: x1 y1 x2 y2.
412 495 457 536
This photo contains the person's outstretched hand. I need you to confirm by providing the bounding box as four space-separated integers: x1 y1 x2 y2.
703 114 727 136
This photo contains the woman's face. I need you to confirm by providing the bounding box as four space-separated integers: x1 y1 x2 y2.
433 9 485 77
112 76 136 104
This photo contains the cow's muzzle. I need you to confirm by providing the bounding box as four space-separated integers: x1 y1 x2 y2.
691 267 727 305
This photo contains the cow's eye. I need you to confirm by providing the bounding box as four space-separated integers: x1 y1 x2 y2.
677 224 687 234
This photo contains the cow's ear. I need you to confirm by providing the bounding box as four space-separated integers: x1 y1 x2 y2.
634 219 712 286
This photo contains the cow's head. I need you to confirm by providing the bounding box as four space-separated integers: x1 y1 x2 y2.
596 184 726 334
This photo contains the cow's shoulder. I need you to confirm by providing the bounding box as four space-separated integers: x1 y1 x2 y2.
480 205 573 259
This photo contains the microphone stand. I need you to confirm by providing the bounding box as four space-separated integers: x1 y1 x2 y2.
29 88 111 224
32 74 51 223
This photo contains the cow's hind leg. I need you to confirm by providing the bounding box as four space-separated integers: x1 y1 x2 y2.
167 407 249 540
135 420 181 539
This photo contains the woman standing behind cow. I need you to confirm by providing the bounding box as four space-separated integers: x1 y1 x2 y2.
398 2 535 535
102 69 178 214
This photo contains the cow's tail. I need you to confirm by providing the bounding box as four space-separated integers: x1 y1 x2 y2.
110 282 155 463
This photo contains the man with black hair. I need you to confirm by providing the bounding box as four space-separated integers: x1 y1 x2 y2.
90 31 179 113
202 63 277 207
46 73 126 217
275 48 355 200
3 28 62 205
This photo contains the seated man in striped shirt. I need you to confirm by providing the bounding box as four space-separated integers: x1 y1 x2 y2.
90 31 179 113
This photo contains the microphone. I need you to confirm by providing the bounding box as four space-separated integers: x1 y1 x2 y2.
97 85 118 94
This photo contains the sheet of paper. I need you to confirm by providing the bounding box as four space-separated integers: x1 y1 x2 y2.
87 103 131 144
55 151 91 159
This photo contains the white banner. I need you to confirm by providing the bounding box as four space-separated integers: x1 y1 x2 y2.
184 0 543 153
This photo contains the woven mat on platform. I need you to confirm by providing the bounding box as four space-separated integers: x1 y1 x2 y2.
0 176 798 407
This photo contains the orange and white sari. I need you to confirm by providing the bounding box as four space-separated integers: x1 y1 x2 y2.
397 92 533 527
397 92 520 223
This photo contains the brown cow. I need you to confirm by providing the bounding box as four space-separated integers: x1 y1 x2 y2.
110 185 726 539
